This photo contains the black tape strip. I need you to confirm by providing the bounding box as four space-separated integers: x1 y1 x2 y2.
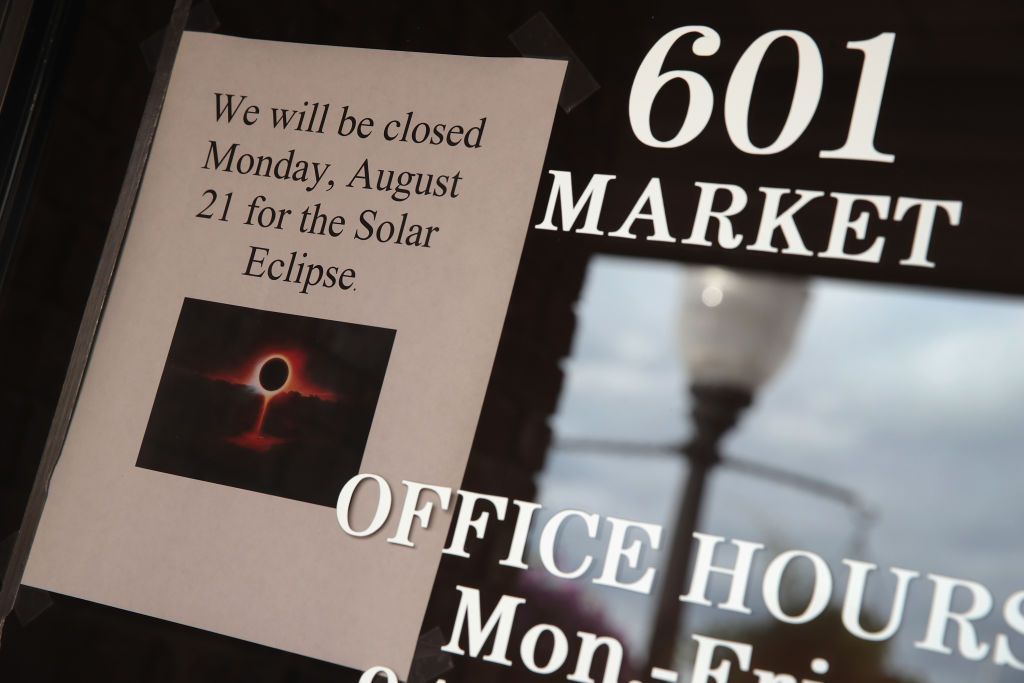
13 585 53 626
0 533 53 626
141 0 219 72
510 12 600 114
408 627 454 683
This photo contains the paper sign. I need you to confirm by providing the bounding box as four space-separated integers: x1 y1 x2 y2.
22 31 564 677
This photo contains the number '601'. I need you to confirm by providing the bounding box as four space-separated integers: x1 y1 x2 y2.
629 27 896 163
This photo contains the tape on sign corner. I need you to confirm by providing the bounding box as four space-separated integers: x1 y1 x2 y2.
13 585 54 626
0 533 54 629
140 0 221 72
509 12 601 113
408 626 454 683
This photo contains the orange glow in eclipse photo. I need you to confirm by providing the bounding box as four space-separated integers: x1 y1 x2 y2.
224 350 333 452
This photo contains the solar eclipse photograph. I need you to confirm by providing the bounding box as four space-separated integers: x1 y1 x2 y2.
136 298 395 507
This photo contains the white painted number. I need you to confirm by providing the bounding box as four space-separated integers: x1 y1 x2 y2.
725 30 823 155
630 27 896 162
358 666 398 683
629 26 721 148
819 32 896 162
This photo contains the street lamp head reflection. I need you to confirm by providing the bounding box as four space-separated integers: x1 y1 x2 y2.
700 284 724 308
681 266 809 394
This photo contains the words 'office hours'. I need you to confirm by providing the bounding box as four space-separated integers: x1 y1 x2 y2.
337 474 1024 670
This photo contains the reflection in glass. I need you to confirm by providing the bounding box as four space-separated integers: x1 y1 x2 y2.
538 256 1024 683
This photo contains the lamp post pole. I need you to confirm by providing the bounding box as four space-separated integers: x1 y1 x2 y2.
646 384 751 671
645 266 809 671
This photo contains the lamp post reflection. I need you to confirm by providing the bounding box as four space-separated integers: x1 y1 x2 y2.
552 266 877 672
646 266 810 670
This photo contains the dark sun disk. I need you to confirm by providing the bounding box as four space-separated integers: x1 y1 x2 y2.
259 357 289 392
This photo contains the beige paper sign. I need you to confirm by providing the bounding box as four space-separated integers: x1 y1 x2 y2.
23 31 564 677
